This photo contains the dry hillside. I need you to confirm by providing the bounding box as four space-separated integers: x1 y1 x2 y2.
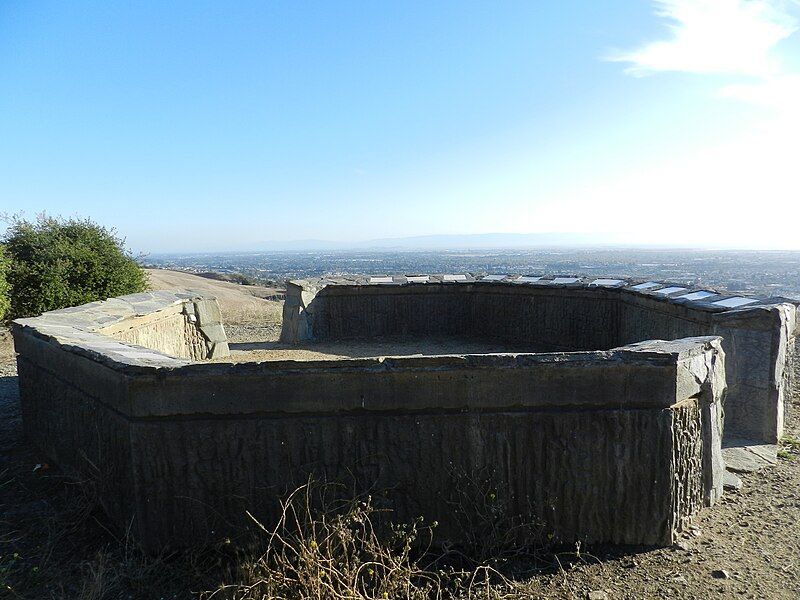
146 268 283 339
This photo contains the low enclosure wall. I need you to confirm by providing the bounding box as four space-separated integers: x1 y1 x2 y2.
283 275 798 443
10 282 741 552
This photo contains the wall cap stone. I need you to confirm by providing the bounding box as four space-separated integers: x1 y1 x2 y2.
11 290 225 371
286 274 798 314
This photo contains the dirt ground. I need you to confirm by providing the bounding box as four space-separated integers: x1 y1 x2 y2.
221 336 548 362
2 314 800 598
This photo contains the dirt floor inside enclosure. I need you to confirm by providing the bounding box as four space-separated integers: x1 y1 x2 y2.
220 335 550 362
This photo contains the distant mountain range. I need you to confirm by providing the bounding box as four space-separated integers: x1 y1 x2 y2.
256 233 636 251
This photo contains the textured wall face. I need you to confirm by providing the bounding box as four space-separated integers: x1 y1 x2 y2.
303 284 621 349
619 297 788 442
96 298 229 361
14 335 136 528
129 406 689 548
282 280 795 443
670 399 704 534
471 288 621 350
793 331 800 407
104 309 207 360
120 338 723 550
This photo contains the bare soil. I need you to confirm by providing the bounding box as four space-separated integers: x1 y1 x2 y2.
2 313 800 598
221 336 547 362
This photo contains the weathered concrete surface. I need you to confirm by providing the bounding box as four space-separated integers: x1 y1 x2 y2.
11 291 229 366
102 304 206 360
12 288 727 551
282 276 797 443
722 439 779 473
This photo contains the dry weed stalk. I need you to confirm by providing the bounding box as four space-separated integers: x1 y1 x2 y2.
205 479 443 600
202 475 557 600
441 466 548 569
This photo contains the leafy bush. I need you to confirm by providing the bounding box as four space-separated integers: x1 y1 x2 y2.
0 245 10 321
3 215 148 319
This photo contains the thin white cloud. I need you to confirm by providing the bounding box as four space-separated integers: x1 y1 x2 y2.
720 73 800 113
609 0 797 77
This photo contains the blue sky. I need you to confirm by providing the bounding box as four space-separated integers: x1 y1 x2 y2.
2 1 799 252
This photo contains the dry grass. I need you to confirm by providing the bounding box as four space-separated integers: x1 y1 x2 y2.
0 466 210 599
222 301 282 328
204 481 440 600
145 268 283 328
201 477 555 600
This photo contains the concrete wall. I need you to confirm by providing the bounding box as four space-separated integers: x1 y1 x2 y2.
14 332 137 527
12 293 726 551
99 304 208 360
282 276 797 443
11 291 230 365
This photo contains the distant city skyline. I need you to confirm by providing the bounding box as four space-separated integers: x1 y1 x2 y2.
2 1 799 252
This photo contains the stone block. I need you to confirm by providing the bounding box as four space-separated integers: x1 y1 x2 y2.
199 322 226 343
194 299 222 325
207 341 230 359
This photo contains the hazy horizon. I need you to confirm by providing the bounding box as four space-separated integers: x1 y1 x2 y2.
144 245 800 301
143 232 800 256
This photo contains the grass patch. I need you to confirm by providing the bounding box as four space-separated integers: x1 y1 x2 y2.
779 435 800 461
780 435 800 452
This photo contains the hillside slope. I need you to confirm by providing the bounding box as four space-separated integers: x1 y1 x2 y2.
146 268 282 328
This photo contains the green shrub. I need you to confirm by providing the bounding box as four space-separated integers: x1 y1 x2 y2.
3 215 148 319
0 245 10 321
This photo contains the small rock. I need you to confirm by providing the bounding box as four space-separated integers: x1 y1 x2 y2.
587 592 609 600
723 470 743 490
711 569 730 579
673 540 692 551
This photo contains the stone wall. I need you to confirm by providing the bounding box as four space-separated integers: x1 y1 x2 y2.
12 291 229 365
13 293 726 550
282 276 797 443
789 333 800 419
98 294 229 360
100 304 207 360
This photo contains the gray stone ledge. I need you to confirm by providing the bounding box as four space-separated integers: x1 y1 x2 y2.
287 274 798 314
11 290 226 370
